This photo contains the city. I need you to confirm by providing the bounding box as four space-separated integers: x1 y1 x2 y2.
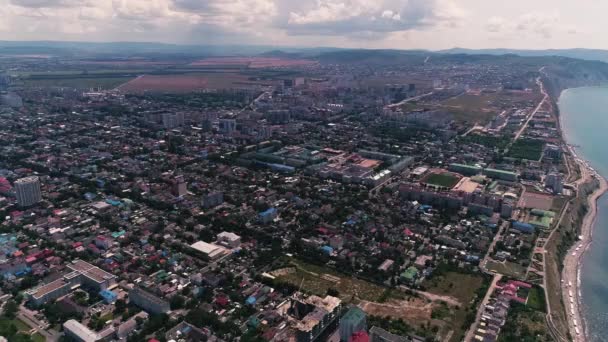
0 43 607 342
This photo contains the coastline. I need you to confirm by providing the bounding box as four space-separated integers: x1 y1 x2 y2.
558 88 608 342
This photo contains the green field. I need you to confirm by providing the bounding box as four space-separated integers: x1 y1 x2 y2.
423 173 461 188
32 333 45 342
507 139 545 161
526 286 547 312
486 260 527 278
274 259 392 302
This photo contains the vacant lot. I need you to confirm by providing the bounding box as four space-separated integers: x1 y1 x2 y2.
526 286 547 312
486 260 527 278
508 139 545 160
422 172 462 189
423 272 485 305
275 259 390 302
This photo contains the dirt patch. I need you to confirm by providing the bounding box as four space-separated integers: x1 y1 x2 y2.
359 298 433 322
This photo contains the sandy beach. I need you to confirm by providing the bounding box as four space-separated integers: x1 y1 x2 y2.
561 148 608 342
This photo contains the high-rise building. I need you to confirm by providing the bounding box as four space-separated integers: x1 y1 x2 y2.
129 287 170 314
14 176 42 207
162 112 185 129
219 119 237 134
339 307 367 341
172 175 187 197
545 172 563 194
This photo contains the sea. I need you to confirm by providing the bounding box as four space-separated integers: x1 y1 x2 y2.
559 86 608 341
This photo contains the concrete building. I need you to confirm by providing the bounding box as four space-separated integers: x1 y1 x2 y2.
217 232 241 248
162 112 185 129
190 241 229 260
219 119 237 134
128 287 170 315
63 319 107 342
369 326 408 342
545 172 563 194
201 191 224 209
26 260 116 306
172 175 187 197
339 307 367 341
290 293 342 342
14 176 42 207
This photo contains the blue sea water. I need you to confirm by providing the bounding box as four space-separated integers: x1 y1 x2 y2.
559 86 608 341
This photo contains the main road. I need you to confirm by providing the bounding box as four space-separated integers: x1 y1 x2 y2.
513 75 549 141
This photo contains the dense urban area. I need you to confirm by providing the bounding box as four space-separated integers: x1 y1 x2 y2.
1 45 607 342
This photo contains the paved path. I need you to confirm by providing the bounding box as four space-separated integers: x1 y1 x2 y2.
463 274 502 342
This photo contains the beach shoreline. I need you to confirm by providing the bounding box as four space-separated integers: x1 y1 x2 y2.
560 145 608 342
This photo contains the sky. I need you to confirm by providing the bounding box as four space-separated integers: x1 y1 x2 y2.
0 0 604 50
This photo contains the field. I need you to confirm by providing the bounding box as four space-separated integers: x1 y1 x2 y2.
272 259 474 342
526 286 547 312
273 259 390 302
23 76 133 89
32 332 45 342
440 90 541 125
507 139 545 160
422 272 485 305
116 73 273 93
486 260 527 278
422 172 462 189
190 57 316 68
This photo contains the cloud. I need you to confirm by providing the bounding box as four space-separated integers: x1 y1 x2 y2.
284 0 464 37
8 0 79 7
485 11 565 39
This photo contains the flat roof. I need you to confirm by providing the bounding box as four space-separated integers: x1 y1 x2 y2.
28 278 69 299
63 319 101 342
190 241 224 254
68 259 115 283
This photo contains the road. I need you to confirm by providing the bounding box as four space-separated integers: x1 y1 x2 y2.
513 75 548 141
18 305 60 341
384 92 433 109
463 274 502 342
480 221 509 273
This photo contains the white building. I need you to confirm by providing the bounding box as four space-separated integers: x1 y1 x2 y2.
14 176 41 207
217 232 241 248
190 241 229 260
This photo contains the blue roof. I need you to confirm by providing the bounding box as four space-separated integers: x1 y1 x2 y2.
260 208 277 216
321 246 334 254
246 296 256 305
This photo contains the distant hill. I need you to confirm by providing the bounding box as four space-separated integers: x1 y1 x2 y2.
440 48 608 63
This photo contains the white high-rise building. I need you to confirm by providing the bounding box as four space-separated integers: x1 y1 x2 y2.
14 176 42 207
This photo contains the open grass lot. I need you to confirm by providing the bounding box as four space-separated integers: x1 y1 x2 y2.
31 332 45 342
422 271 485 305
275 258 389 302
508 138 545 160
422 172 461 189
0 317 31 332
486 260 527 278
422 271 488 342
440 90 541 125
526 286 547 312
498 304 552 342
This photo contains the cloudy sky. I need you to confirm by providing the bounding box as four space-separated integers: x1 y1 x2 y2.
0 0 603 50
